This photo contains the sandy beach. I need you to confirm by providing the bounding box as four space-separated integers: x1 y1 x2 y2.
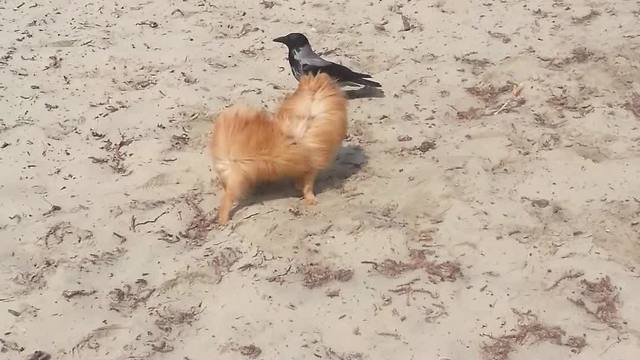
1 0 640 359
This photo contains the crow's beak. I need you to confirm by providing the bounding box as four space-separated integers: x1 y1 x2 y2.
273 36 286 44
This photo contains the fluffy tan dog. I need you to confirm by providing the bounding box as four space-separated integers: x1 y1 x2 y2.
209 73 347 224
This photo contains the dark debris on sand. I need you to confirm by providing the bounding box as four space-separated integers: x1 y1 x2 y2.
568 276 622 329
302 264 354 289
363 249 461 283
481 309 587 360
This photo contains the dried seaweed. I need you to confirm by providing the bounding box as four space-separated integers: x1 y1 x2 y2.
12 259 57 294
417 140 437 153
481 336 514 360
41 221 93 248
62 289 97 299
625 92 640 119
364 250 461 283
488 31 511 43
455 106 484 120
390 279 439 306
0 338 24 353
466 82 513 104
481 309 586 360
155 304 204 333
170 132 190 150
0 46 17 67
425 302 448 323
302 264 353 289
545 270 585 291
325 347 364 360
109 280 155 313
205 247 242 283
545 47 598 69
455 52 494 75
157 230 180 243
150 339 174 353
43 55 61 70
42 205 61 216
546 89 594 117
131 210 168 232
266 265 292 284
89 134 134 175
178 192 216 245
79 247 127 270
124 78 157 90
239 344 262 358
26 350 51 360
568 276 621 328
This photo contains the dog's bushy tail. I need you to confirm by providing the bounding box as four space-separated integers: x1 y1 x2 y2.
276 73 348 170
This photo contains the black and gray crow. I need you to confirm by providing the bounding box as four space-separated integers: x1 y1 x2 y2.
273 32 381 88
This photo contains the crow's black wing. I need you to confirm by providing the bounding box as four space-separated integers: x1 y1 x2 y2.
301 61 361 80
301 62 381 87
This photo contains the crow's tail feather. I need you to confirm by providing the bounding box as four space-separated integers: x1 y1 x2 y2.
352 71 372 79
352 77 381 88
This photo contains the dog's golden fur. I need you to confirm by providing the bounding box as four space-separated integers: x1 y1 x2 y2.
209 73 348 224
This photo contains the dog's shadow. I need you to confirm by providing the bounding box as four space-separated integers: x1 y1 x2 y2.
235 144 368 215
345 86 385 99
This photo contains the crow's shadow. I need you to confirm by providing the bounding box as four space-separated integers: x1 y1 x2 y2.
345 86 385 99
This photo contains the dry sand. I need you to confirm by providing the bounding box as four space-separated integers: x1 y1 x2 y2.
1 0 640 359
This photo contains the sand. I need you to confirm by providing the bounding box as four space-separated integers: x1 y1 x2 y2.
1 0 640 359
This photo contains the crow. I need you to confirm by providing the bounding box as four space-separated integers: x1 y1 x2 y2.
273 32 381 88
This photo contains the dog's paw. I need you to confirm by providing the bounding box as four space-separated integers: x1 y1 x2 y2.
303 196 318 206
213 222 227 230
217 215 229 226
